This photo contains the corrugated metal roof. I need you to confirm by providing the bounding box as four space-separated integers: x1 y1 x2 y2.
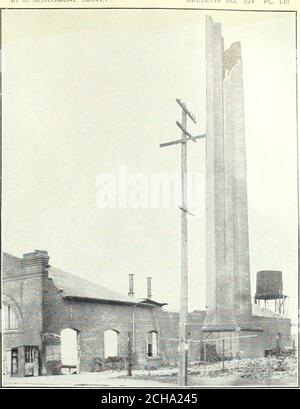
48 266 148 306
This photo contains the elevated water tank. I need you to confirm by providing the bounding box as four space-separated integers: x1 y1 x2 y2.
255 270 283 300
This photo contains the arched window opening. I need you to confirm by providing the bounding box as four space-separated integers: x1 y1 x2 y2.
104 329 119 359
3 302 18 330
147 331 158 357
60 328 79 373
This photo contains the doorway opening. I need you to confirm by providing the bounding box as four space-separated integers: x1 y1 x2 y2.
61 328 79 374
104 329 119 359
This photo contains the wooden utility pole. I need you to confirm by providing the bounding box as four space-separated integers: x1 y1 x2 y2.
179 102 188 386
160 99 205 386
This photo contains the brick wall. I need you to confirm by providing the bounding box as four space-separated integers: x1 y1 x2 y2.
252 316 292 352
2 251 49 375
42 274 208 371
43 278 180 372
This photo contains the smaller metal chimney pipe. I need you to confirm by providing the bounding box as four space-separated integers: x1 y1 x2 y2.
128 273 134 297
146 277 152 300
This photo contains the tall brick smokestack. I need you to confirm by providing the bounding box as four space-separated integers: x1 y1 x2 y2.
146 277 152 300
203 16 263 359
128 273 134 297
204 15 252 329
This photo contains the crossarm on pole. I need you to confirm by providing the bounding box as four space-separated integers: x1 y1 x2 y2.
159 139 186 148
176 98 197 124
189 134 206 142
179 206 195 217
176 121 194 138
159 134 206 148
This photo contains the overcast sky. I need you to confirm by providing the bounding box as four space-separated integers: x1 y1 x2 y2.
2 9 298 321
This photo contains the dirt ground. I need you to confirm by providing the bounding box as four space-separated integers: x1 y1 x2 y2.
127 356 298 387
3 371 173 388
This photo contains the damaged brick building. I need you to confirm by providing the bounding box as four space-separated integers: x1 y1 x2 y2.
2 249 292 377
2 250 188 376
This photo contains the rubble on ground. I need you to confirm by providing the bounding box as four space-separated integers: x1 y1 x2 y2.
127 355 297 384
191 356 297 381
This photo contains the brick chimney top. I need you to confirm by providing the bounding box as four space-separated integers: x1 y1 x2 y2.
22 250 50 272
146 277 152 300
23 250 49 259
128 273 134 297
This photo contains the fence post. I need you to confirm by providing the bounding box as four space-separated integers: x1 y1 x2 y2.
127 331 133 377
222 339 225 372
204 341 207 375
